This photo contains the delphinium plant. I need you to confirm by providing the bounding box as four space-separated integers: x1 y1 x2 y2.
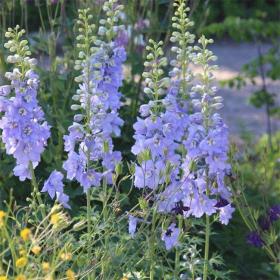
43 1 131 278
1 1 278 279
128 1 233 279
0 25 90 280
0 25 50 215
62 0 125 222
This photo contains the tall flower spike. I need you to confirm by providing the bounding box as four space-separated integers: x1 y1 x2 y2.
156 1 196 214
63 2 126 192
169 0 194 104
0 26 50 181
132 39 180 190
167 0 195 148
180 36 234 224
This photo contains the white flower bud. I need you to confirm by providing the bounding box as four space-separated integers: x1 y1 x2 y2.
211 103 223 110
71 104 81 111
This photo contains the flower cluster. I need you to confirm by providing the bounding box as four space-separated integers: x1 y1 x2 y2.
131 39 179 190
63 2 126 192
130 1 234 251
247 204 280 248
0 26 50 181
42 170 70 208
159 36 234 225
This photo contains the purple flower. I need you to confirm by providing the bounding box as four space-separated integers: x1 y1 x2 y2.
246 231 264 248
63 7 126 192
56 192 70 209
42 170 70 209
162 223 180 250
42 170 64 199
134 160 165 189
0 67 50 181
259 217 271 231
172 201 190 215
268 204 280 222
134 18 150 31
218 204 235 225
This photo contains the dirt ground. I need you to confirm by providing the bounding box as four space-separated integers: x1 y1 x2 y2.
206 40 280 144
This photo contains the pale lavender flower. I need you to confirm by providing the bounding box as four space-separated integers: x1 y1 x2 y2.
42 170 70 209
0 69 50 181
162 223 180 250
63 6 126 192
56 192 70 209
42 170 64 199
218 204 235 225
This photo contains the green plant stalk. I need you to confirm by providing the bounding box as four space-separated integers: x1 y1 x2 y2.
149 209 157 280
175 215 183 277
203 214 210 280
86 188 91 235
101 177 109 278
1 224 17 275
233 187 277 262
29 161 46 219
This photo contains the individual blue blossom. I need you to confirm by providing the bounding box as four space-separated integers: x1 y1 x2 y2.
134 160 165 189
63 4 126 192
218 204 235 225
42 170 64 199
0 26 50 181
162 223 180 250
246 231 264 248
56 192 70 209
41 170 70 209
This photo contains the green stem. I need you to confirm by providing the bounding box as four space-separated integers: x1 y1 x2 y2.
86 189 91 235
101 177 109 278
149 209 157 280
175 215 183 278
29 161 46 218
203 215 210 280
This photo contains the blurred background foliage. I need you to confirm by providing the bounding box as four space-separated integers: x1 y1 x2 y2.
0 1 279 279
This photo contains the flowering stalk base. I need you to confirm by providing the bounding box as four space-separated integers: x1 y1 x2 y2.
203 215 210 280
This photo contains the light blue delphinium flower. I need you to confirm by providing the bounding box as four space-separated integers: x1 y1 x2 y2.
0 26 50 181
63 2 126 192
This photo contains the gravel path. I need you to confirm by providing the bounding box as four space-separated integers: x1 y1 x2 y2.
203 40 280 143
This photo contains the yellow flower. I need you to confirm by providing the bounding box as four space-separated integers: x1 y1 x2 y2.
20 228 31 241
15 275 26 280
60 252 72 261
42 262 50 272
0 210 6 227
50 213 60 225
15 257 28 268
31 245 41 255
50 212 68 229
0 275 7 280
66 269 75 280
0 210 5 219
121 278 129 280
